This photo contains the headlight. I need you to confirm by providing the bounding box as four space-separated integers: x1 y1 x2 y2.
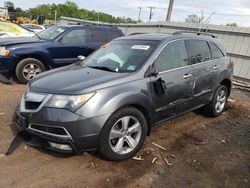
0 46 10 56
46 93 94 111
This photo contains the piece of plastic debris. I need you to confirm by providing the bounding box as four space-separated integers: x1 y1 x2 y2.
152 142 167 151
221 139 226 143
160 152 173 166
0 153 5 159
194 141 208 145
0 112 5 116
152 157 157 164
90 162 95 168
133 156 144 161
228 99 236 103
170 154 176 158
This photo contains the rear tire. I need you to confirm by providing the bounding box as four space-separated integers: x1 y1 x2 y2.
202 85 228 117
15 58 45 84
98 107 147 161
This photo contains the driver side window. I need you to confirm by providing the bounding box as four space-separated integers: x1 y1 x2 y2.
61 29 86 44
155 40 188 72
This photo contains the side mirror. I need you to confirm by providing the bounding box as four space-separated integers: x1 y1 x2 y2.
145 63 158 77
78 55 86 61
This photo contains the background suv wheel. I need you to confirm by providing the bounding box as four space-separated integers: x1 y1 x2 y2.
15 58 46 84
98 107 147 161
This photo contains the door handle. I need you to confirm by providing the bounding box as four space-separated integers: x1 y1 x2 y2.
183 73 192 79
213 65 220 70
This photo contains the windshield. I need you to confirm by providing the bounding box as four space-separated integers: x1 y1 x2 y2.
38 26 65 40
82 40 158 73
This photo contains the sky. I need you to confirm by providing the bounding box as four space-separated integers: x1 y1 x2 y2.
1 0 250 26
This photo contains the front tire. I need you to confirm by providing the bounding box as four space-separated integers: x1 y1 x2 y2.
98 107 147 161
15 58 45 84
202 85 228 117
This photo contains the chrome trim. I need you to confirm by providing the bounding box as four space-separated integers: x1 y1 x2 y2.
20 91 52 113
28 123 73 140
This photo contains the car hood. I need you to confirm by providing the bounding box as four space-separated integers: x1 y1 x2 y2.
0 36 42 46
29 64 132 95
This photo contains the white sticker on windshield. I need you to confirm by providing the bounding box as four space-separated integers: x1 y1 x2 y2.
131 45 150 50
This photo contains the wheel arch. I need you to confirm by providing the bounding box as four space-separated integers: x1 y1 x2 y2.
220 78 232 96
16 54 50 70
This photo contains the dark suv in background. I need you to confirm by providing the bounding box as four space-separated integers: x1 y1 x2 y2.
15 32 233 161
0 25 124 83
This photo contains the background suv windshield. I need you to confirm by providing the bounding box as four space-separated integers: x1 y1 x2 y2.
82 40 157 73
38 26 65 40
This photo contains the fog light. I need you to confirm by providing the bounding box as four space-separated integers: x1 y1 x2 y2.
48 142 72 151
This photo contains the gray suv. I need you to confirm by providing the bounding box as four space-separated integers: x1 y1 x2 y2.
15 32 233 161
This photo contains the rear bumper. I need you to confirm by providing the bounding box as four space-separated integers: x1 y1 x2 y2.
14 105 111 153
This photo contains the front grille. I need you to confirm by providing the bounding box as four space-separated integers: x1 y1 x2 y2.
29 124 70 138
25 101 42 110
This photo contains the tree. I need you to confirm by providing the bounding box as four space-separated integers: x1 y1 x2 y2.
226 22 237 27
4 1 14 8
185 14 202 23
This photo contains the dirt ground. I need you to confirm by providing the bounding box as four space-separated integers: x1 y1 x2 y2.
0 83 249 188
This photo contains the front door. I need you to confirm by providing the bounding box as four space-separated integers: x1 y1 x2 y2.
151 40 194 122
49 29 89 67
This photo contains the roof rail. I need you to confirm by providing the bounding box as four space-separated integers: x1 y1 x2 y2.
173 30 216 38
78 22 115 28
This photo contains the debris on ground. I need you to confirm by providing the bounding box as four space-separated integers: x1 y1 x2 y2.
170 154 176 158
160 152 173 166
0 112 5 116
152 142 167 151
0 153 5 159
194 141 208 145
228 98 236 103
152 157 157 164
133 156 144 161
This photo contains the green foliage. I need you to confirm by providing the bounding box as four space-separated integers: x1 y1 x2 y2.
226 22 237 27
8 1 136 23
4 1 14 8
185 14 202 23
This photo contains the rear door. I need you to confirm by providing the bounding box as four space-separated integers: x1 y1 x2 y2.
186 39 214 104
87 28 108 49
50 29 88 67
151 39 194 121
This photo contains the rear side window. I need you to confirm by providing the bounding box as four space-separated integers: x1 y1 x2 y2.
89 29 107 42
155 40 188 72
108 30 122 40
209 42 224 59
186 40 211 64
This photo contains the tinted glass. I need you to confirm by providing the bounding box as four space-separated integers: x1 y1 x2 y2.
209 42 224 59
186 40 211 64
155 40 188 72
89 29 107 42
109 30 122 40
62 29 86 44
82 40 158 73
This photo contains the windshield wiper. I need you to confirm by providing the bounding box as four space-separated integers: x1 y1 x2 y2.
88 66 117 72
